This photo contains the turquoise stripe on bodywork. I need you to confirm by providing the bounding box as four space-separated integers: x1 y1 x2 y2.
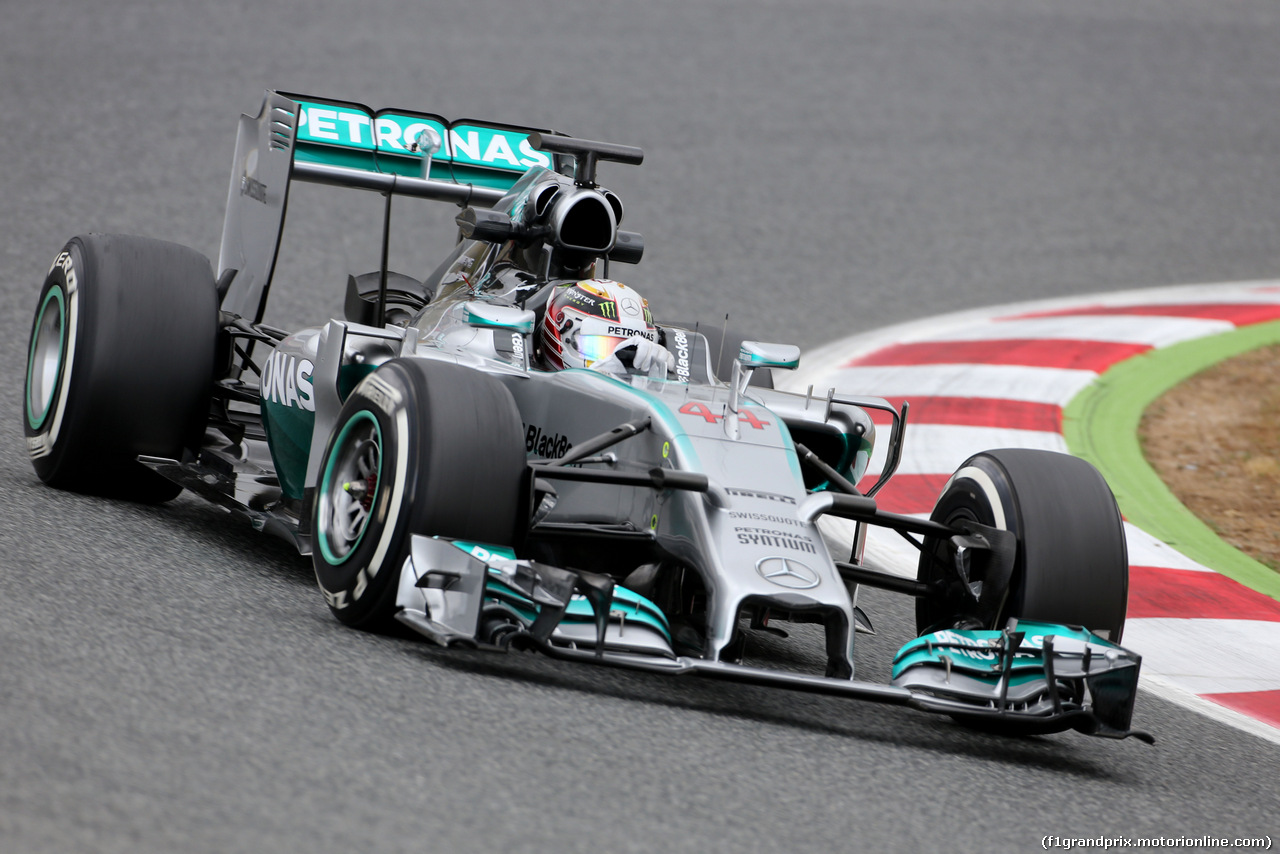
768 412 806 485
740 351 799 369
337 363 379 402
562 369 702 470
574 369 817 493
463 304 534 333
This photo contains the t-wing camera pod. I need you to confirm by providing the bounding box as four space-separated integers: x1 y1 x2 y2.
526 132 644 188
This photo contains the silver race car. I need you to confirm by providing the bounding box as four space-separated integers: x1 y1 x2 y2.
23 91 1150 741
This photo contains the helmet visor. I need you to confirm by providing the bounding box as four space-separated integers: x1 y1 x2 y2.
577 333 631 367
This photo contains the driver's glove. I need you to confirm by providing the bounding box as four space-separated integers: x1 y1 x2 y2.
594 336 675 376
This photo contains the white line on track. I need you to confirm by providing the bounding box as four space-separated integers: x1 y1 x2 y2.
1140 678 1280 748
920 315 1234 347
824 364 1098 405
1123 522 1218 573
1124 619 1280 695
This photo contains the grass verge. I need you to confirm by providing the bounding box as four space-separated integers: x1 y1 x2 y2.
1063 319 1280 602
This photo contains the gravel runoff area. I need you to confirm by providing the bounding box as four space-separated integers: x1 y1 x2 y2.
1141 343 1280 574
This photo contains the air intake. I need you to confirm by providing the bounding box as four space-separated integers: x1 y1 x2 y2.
551 190 617 255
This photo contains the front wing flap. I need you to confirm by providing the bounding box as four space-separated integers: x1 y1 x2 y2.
892 623 1150 741
395 536 674 658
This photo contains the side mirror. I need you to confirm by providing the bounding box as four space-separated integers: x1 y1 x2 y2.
456 207 516 243
727 342 800 439
463 302 535 334
737 341 800 371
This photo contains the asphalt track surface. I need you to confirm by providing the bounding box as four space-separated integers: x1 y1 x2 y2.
3 1 1279 851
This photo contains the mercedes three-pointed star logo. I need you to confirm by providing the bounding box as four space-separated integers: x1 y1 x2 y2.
755 556 820 590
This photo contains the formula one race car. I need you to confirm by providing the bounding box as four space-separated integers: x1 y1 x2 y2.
23 91 1150 741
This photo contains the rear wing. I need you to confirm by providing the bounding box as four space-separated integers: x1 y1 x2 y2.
287 93 563 189
217 90 567 322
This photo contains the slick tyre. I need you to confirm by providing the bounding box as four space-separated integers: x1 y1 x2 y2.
916 448 1128 641
23 234 218 502
311 358 527 631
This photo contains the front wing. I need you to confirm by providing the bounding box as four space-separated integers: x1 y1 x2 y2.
394 536 1152 742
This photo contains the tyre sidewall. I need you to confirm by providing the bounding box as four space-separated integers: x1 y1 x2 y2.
22 234 217 500
311 358 528 630
312 364 423 627
24 244 84 480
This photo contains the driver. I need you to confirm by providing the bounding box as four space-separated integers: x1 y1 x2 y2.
539 279 675 376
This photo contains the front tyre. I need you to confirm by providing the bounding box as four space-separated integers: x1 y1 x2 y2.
916 448 1128 641
311 359 527 631
23 234 217 502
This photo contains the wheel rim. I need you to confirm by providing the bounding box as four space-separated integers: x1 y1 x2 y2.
26 287 65 430
918 478 1008 634
317 411 383 565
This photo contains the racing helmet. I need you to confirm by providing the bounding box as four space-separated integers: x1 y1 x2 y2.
540 279 657 370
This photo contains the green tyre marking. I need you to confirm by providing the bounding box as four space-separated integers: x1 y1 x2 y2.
1063 318 1280 603
26 286 66 430
317 410 383 566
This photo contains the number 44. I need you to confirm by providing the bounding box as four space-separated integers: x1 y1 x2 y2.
678 401 770 430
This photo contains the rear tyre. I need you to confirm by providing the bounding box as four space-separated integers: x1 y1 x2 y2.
311 358 527 631
916 448 1128 641
23 234 218 502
